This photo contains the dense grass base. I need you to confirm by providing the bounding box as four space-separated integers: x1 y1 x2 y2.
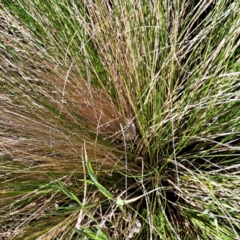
0 1 240 239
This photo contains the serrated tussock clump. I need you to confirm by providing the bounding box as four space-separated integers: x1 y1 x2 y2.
0 1 240 239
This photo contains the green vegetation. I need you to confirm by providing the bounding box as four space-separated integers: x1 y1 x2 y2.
0 0 240 239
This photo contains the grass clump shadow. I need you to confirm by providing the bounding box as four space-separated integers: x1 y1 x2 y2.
0 0 240 239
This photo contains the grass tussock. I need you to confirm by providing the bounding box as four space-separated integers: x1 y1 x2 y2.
0 0 240 239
